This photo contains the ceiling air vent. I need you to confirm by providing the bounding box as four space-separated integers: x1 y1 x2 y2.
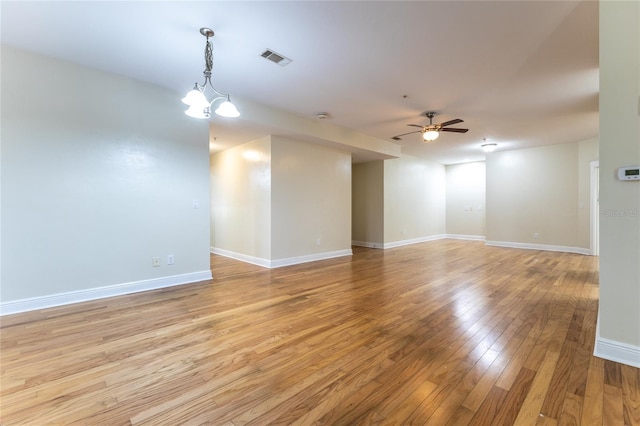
261 49 292 66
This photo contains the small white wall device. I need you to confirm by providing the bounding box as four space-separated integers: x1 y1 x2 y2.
617 165 640 181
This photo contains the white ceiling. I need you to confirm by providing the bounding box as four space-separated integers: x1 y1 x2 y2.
1 1 599 164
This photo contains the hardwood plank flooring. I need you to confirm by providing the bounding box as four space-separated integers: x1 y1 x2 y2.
1 240 639 425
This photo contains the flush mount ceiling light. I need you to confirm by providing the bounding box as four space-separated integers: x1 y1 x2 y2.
182 28 239 119
481 139 497 152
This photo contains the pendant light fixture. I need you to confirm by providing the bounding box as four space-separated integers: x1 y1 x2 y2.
182 28 239 119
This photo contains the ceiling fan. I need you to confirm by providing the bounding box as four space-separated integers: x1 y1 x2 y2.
392 112 469 141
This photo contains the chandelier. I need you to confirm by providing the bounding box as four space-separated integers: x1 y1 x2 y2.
182 28 240 119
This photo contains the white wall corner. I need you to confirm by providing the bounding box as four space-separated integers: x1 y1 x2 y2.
0 271 213 316
484 241 591 256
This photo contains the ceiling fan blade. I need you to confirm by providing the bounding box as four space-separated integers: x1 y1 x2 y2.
440 128 469 133
439 118 464 127
391 130 422 140
407 124 425 128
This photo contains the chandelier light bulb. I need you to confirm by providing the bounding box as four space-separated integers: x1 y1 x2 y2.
215 99 240 118
182 87 209 107
185 105 211 119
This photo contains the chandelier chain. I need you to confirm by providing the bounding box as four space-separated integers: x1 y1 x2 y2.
204 39 213 75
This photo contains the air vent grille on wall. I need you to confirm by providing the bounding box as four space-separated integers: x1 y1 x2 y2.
261 49 292 66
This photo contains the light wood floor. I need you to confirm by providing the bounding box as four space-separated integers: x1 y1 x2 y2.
1 240 639 425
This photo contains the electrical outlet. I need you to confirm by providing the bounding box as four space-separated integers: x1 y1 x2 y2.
152 257 160 267
533 233 539 239
167 255 174 265
316 238 321 246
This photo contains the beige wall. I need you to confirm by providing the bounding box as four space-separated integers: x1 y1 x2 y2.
1 47 211 303
210 136 272 260
486 140 597 251
445 162 486 238
577 138 599 249
271 137 352 260
230 99 401 161
352 161 384 246
384 155 446 244
597 1 640 352
211 136 352 264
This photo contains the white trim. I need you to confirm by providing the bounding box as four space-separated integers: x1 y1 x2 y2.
353 235 483 248
211 247 272 268
594 316 640 368
211 247 352 268
0 270 213 316
270 249 352 268
594 338 640 368
383 234 447 249
594 311 640 368
351 240 384 249
445 234 486 241
484 240 591 255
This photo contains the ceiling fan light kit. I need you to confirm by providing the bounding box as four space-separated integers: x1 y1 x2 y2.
182 28 240 119
423 130 440 141
482 142 497 153
392 111 469 142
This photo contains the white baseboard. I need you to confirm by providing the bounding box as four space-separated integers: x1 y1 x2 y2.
383 234 447 249
211 247 352 268
0 270 213 316
351 240 384 249
271 249 352 268
211 247 272 268
353 235 447 250
484 240 591 255
445 234 486 241
594 312 640 368
353 235 482 248
594 335 640 368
